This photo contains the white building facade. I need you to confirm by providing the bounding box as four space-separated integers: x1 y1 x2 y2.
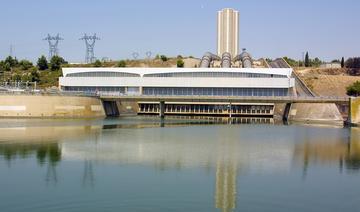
59 68 296 97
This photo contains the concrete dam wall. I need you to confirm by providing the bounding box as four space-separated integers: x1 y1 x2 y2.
287 103 344 125
0 95 105 118
0 94 358 126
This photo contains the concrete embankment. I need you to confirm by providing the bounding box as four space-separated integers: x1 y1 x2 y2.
0 94 105 118
287 103 344 126
350 97 360 126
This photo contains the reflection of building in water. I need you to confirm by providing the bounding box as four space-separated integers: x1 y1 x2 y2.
294 128 360 174
215 140 238 212
61 128 293 211
0 125 102 144
83 160 95 187
216 162 237 211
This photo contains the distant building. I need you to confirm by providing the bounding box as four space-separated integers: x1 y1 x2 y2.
320 63 342 69
217 8 239 57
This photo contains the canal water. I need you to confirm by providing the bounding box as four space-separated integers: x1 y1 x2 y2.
0 117 359 212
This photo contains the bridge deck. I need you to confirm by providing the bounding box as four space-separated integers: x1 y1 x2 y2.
100 95 349 104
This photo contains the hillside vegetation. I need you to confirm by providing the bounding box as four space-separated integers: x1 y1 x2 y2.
0 55 200 89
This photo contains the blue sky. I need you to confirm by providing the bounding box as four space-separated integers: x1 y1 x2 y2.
0 0 359 62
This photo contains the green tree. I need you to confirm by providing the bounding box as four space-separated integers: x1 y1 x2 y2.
117 60 126 67
30 68 40 82
345 57 360 68
311 57 322 67
0 61 11 72
160 55 168 62
283 57 299 67
37 56 48 71
265 58 273 63
12 74 22 81
19 60 33 70
4 56 18 67
176 59 184 68
341 57 345 68
93 60 102 67
346 81 360 96
298 60 304 67
50 56 67 71
305 52 310 67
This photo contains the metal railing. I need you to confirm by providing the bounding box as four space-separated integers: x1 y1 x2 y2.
0 90 98 97
99 93 350 102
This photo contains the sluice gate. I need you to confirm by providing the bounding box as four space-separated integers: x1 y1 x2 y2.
102 101 120 117
138 102 275 117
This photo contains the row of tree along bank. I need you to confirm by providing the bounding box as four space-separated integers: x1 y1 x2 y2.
0 54 189 88
0 55 68 88
281 53 360 72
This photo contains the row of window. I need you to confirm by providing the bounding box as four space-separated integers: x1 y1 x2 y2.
65 71 286 78
63 86 290 97
143 87 289 96
67 72 140 77
64 86 125 92
143 72 286 78
140 104 274 113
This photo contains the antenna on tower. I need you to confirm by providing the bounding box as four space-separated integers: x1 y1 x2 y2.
80 33 100 64
43 33 63 60
146 51 152 59
132 52 139 60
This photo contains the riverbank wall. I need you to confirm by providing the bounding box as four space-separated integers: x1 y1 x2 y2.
0 94 358 126
0 95 105 118
287 103 344 126
349 97 360 126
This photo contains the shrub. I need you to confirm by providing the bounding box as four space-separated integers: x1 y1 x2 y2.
346 81 360 97
37 56 48 71
177 59 184 68
50 56 67 71
117 60 126 67
93 60 102 67
160 55 168 62
19 60 33 70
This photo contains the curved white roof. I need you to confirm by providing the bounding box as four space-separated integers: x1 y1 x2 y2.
62 68 293 78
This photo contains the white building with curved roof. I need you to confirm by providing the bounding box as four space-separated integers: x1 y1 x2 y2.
59 68 295 97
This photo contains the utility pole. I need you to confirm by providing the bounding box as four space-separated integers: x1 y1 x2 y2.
9 45 13 57
80 33 100 64
302 52 305 66
146 51 152 59
43 34 63 60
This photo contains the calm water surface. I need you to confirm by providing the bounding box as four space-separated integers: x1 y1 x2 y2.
0 117 360 212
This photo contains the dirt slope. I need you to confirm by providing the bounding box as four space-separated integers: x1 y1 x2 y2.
295 68 360 97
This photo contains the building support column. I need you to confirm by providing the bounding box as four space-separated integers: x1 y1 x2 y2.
159 101 165 118
283 103 292 123
229 103 232 118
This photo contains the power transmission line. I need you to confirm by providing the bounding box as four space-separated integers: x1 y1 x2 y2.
80 33 100 64
43 33 63 60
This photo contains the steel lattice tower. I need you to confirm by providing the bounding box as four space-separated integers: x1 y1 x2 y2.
43 34 63 60
80 33 100 63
